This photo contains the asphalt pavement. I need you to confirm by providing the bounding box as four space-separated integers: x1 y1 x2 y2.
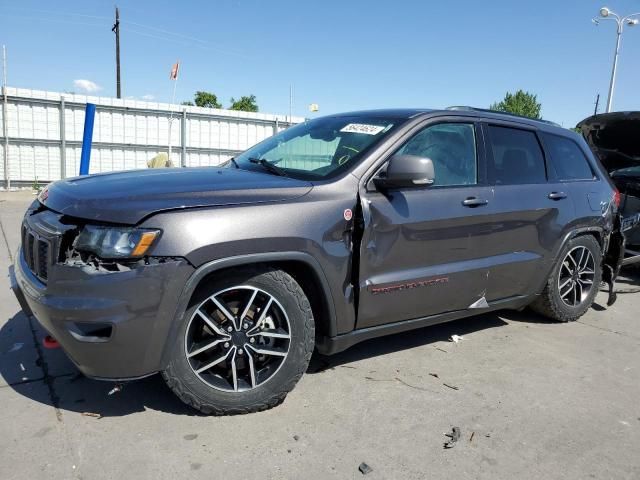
1 190 639 479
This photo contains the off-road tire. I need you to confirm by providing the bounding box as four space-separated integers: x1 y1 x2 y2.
162 266 314 415
530 235 602 322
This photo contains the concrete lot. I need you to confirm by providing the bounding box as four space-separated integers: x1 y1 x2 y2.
1 189 639 480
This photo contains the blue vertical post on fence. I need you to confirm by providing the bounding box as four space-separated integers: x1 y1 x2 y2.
79 103 96 175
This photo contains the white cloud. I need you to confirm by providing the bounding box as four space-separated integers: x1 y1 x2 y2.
141 94 155 101
73 79 101 93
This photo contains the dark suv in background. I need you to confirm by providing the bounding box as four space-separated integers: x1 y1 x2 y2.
11 107 622 414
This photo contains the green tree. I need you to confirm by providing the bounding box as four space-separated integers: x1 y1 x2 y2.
229 95 258 112
490 90 542 119
181 101 194 106
193 91 222 109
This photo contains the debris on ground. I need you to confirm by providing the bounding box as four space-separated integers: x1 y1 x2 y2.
435 347 448 353
395 377 434 392
107 383 123 395
443 383 459 391
469 431 475 442
293 435 300 441
81 412 102 419
8 342 24 353
450 335 464 343
68 372 84 383
429 372 439 378
444 427 461 449
358 462 373 475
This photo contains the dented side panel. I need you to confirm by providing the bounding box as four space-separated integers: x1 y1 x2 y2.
356 186 495 329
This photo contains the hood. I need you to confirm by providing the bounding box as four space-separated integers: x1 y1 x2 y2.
39 167 313 224
577 111 640 173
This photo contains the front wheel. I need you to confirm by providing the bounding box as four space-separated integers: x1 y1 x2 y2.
530 235 602 322
162 267 315 415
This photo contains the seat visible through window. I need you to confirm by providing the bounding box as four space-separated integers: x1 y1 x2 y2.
396 123 477 186
488 126 546 185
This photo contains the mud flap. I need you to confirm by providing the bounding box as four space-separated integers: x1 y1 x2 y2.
602 214 625 306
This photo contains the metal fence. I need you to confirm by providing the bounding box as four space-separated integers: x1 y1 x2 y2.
0 87 304 186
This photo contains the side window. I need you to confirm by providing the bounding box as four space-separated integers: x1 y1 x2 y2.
396 123 477 186
487 125 546 185
542 133 595 181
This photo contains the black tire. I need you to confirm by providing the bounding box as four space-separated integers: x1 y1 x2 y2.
530 235 602 322
162 266 314 415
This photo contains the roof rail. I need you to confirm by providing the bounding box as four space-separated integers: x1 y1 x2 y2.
446 106 561 127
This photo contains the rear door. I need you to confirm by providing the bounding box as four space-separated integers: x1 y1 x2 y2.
540 131 608 221
357 120 495 329
481 123 576 301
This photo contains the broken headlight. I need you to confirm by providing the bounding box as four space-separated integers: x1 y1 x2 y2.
74 226 160 259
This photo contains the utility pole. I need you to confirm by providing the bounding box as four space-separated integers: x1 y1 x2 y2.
594 94 600 116
112 7 121 98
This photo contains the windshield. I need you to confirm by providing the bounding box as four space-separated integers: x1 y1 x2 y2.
232 116 399 180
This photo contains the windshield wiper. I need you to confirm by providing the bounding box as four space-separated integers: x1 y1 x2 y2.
248 157 288 177
222 157 240 169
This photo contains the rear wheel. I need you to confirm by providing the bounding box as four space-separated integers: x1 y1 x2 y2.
163 267 314 415
531 235 602 322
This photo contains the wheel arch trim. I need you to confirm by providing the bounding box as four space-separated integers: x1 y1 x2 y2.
158 252 337 369
535 226 605 295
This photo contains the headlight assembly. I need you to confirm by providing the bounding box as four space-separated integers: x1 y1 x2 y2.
74 226 160 259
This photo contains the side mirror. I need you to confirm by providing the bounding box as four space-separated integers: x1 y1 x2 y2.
374 154 435 190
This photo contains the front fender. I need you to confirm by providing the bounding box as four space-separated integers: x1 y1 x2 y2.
157 251 338 370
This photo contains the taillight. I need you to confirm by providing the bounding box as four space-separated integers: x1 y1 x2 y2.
613 188 621 208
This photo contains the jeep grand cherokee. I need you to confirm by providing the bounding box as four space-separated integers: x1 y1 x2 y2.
11 107 623 414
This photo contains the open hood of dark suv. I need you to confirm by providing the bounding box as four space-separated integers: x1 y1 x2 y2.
577 111 640 174
39 167 313 224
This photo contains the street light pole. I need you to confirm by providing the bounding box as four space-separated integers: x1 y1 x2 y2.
606 22 622 113
593 7 640 113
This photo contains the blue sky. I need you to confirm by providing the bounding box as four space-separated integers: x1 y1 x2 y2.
1 0 639 127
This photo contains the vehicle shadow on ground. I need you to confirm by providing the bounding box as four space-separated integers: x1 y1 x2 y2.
307 312 509 373
0 311 204 418
1 308 516 418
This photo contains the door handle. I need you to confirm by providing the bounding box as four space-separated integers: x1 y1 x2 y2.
462 197 489 207
548 191 567 200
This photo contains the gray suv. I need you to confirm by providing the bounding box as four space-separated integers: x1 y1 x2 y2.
11 108 623 414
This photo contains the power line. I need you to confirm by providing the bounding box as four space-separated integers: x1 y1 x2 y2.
0 13 105 28
122 20 248 58
0 6 110 20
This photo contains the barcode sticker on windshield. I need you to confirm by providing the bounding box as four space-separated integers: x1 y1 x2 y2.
340 123 386 135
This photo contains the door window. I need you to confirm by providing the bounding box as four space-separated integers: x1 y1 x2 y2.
395 123 477 186
487 126 546 185
542 133 595 181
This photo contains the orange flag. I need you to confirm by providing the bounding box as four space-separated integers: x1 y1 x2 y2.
169 61 180 80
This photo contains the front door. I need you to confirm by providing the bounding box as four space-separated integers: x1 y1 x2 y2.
357 121 494 329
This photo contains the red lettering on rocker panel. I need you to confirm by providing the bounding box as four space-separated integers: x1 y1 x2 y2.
369 277 450 295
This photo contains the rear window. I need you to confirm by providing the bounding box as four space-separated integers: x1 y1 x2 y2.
542 133 594 181
487 126 547 185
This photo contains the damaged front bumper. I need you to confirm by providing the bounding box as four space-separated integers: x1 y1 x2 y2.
11 209 195 380
602 213 626 306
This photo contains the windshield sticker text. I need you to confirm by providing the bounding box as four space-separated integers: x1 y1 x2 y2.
340 123 386 135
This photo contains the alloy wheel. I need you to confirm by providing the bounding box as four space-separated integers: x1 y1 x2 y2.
557 246 596 307
184 286 291 392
